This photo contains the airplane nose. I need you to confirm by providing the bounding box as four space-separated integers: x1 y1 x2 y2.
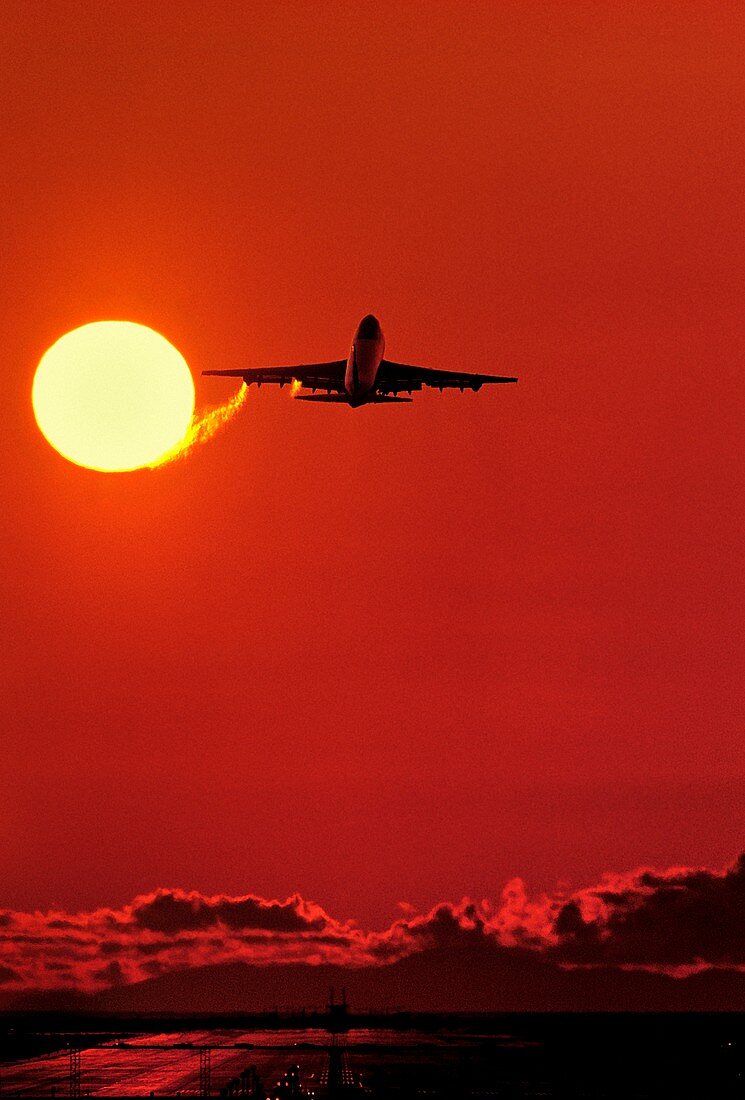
356 314 381 339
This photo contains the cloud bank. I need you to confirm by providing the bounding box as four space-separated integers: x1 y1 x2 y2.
3 853 745 992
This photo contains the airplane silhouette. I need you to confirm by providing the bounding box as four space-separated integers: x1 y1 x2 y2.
203 315 517 407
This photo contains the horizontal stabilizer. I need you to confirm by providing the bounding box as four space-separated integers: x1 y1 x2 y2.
294 393 350 402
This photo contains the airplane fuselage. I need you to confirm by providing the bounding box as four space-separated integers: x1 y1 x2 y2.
345 314 385 406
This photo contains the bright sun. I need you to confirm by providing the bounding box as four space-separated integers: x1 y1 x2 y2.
32 321 195 472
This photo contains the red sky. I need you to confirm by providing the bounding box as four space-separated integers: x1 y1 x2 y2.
2 1 744 930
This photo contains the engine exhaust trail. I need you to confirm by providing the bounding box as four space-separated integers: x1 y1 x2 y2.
151 384 248 466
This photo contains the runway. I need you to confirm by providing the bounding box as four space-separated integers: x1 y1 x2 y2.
1 1029 332 1096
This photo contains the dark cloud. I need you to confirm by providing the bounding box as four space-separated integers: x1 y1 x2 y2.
99 941 125 956
132 893 221 933
214 896 326 933
131 890 327 934
93 960 126 987
552 853 745 968
2 854 745 993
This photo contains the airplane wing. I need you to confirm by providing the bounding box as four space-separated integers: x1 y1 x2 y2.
202 361 347 391
376 360 517 394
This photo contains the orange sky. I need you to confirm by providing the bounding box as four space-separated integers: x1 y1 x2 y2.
2 1 745 924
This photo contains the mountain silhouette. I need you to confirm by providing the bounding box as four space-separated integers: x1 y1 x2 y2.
4 940 745 1014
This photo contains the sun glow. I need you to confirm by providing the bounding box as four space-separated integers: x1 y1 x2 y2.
33 322 195 472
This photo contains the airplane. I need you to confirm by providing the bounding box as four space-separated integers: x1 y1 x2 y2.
203 314 517 406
